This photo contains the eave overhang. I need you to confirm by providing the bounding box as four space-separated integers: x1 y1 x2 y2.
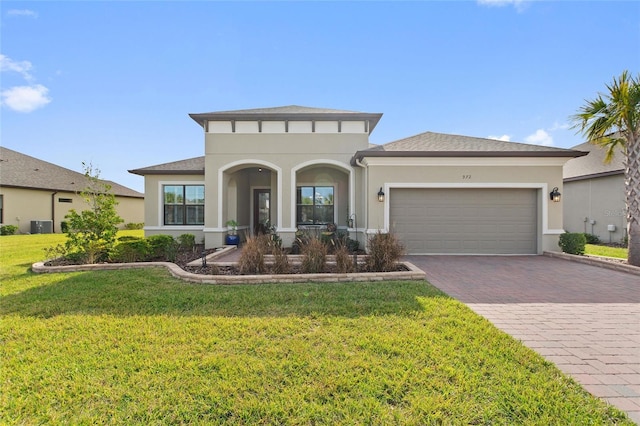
564 169 624 183
189 112 384 134
127 169 205 176
351 149 588 166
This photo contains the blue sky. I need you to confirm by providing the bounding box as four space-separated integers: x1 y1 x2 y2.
2 1 638 193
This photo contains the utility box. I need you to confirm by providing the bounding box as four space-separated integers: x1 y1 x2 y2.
607 224 616 232
31 220 53 234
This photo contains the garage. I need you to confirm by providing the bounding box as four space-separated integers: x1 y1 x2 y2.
390 188 538 254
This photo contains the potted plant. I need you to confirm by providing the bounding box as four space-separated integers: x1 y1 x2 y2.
225 220 239 245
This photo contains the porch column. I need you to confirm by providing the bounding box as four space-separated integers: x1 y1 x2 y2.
279 165 296 247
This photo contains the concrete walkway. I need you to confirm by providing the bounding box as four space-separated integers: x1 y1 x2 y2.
405 255 640 423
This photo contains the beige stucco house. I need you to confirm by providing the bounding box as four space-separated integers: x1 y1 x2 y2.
0 147 144 234
563 142 627 244
129 105 586 254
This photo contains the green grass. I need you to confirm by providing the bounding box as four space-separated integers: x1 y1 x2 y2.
585 243 629 259
0 234 632 424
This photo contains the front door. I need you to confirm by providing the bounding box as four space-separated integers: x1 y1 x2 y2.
253 189 271 234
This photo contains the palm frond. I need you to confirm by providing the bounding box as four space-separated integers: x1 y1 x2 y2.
570 70 640 163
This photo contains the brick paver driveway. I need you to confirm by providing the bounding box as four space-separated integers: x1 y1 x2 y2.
405 255 640 423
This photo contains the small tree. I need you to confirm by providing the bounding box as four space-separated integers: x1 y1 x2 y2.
571 71 640 266
64 162 124 263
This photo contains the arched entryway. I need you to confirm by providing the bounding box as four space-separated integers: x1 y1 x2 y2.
219 160 281 237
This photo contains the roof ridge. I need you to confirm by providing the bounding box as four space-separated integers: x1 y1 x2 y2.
379 130 575 152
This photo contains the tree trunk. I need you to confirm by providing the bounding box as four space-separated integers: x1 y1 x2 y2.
626 135 640 267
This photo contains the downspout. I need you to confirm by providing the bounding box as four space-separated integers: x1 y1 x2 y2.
51 192 58 233
353 158 367 250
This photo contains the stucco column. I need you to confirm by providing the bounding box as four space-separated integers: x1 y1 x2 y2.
204 158 224 248
278 165 296 246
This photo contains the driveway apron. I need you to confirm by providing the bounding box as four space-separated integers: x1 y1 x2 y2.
405 255 640 423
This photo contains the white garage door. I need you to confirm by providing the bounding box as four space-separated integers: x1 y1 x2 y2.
390 188 538 254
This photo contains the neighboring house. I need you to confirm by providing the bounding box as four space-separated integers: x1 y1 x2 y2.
129 105 585 255
0 147 144 234
563 141 627 244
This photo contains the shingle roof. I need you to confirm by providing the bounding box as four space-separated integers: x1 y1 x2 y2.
563 141 625 181
352 131 587 163
0 147 143 198
128 156 205 176
201 105 365 115
189 105 384 133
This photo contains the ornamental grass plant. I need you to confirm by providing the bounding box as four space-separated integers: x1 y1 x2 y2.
365 231 405 272
301 237 327 273
238 235 266 274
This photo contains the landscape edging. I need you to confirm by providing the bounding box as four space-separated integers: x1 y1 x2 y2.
543 251 640 276
31 260 426 284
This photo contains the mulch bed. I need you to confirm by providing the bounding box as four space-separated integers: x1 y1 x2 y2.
45 245 408 276
183 263 408 276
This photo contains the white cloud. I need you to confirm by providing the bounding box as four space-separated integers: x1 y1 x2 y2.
549 121 570 131
0 54 34 81
0 54 51 112
525 129 553 146
488 134 511 142
7 9 38 18
1 84 51 113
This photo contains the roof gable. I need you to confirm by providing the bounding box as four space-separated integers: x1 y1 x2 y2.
0 147 143 198
563 142 625 181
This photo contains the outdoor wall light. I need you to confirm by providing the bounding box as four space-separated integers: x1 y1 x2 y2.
550 187 561 202
377 187 385 202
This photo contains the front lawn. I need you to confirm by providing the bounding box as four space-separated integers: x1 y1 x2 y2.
585 243 629 259
0 233 631 424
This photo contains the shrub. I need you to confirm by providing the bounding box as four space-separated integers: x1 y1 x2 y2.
262 220 282 249
60 221 69 233
65 250 93 264
124 222 144 230
147 235 178 261
301 237 328 274
347 238 359 253
334 243 355 273
0 225 18 236
64 241 109 264
63 162 124 263
365 232 404 272
43 244 67 261
110 238 151 263
238 236 266 275
177 234 196 252
270 246 291 274
321 232 335 248
559 232 587 255
336 231 359 253
583 233 601 244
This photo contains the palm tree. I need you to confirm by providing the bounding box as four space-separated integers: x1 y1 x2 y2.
571 70 640 266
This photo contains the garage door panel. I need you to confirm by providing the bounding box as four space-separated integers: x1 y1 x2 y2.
390 188 537 254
